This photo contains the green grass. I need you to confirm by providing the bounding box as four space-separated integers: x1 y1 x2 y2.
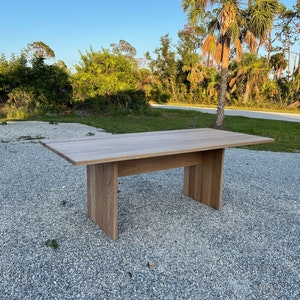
29 108 300 152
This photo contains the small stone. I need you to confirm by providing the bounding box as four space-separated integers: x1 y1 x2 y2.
147 261 156 269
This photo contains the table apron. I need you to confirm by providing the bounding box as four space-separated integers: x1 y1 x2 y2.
117 151 206 177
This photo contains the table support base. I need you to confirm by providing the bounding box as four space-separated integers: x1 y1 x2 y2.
87 163 118 240
86 149 224 239
183 149 224 210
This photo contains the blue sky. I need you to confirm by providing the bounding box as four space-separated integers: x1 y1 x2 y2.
1 0 298 70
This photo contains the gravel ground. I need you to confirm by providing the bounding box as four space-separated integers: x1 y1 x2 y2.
0 121 299 300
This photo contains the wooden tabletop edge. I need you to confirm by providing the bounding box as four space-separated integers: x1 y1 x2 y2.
39 140 77 165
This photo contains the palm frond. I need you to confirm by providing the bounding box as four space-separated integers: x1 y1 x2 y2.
214 42 223 64
181 0 210 23
219 2 237 35
234 39 243 61
249 0 279 40
245 30 257 53
202 34 216 55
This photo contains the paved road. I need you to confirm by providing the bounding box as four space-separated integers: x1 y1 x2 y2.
152 104 300 123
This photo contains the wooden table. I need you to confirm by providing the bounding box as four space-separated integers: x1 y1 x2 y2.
40 128 274 240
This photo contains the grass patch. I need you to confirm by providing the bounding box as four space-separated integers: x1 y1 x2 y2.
223 116 299 152
29 108 299 152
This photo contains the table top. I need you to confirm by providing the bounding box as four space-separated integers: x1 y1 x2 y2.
40 128 274 166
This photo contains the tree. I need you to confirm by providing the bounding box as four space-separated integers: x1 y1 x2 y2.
72 46 148 112
203 67 220 105
181 52 207 102
74 47 138 99
177 24 206 56
270 52 288 79
270 2 300 78
146 34 178 102
0 42 72 114
182 0 279 127
26 41 55 60
110 40 137 58
229 53 270 104
176 25 209 103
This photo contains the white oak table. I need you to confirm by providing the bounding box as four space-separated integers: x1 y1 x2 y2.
40 128 274 240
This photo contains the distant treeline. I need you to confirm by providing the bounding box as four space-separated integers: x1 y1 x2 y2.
1 1 300 122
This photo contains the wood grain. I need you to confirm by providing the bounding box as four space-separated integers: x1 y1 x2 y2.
40 128 274 166
183 149 224 210
87 163 118 240
118 152 203 177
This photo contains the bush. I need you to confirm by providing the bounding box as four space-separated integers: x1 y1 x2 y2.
149 85 171 103
74 89 151 115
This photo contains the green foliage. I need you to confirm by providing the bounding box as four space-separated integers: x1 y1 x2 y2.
181 0 281 127
27 41 55 59
28 58 72 112
49 119 58 124
147 34 179 101
5 105 31 120
72 46 150 114
228 54 270 105
110 40 137 58
45 239 59 249
73 47 138 99
149 84 171 103
270 53 288 79
1 24 299 120
0 43 72 117
83 89 150 115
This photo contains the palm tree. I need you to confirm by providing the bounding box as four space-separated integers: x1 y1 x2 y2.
182 52 207 96
182 0 279 127
270 52 288 79
229 53 270 104
204 67 220 105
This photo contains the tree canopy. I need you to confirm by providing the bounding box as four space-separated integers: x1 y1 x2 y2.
0 1 299 121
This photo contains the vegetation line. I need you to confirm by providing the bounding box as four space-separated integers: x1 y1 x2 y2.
32 108 300 153
153 103 300 114
0 2 299 140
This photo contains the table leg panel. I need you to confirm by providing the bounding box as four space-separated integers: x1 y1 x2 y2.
87 163 118 240
183 149 224 210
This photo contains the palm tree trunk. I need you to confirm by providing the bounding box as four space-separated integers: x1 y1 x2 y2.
243 81 251 103
216 67 228 127
216 37 230 127
267 30 272 64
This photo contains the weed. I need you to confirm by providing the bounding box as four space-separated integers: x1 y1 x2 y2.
17 135 45 141
1 121 7 125
45 239 59 249
86 132 95 136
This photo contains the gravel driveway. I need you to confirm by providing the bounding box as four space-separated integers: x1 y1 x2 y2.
1 121 299 299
